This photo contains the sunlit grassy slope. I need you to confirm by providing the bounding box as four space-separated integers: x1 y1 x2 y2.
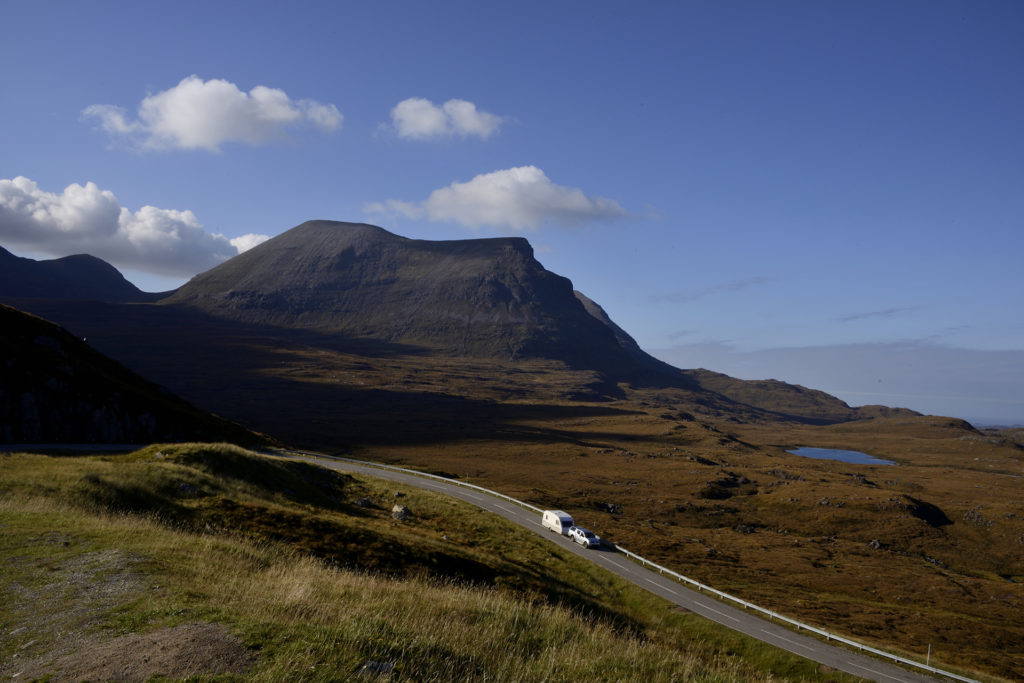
0 443 854 682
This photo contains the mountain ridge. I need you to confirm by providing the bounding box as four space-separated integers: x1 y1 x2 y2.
0 246 165 302
0 222 918 425
164 220 638 369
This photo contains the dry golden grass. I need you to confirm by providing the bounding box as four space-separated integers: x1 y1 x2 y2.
354 408 1022 681
7 300 1017 678
0 446 853 682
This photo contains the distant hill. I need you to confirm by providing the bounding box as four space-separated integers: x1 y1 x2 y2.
0 304 265 445
164 221 636 369
682 369 920 423
0 247 165 302
3 222 918 428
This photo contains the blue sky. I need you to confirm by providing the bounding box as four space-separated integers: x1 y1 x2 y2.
2 2 1022 424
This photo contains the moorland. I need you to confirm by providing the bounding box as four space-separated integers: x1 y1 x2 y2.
1 443 860 681
2 221 1021 680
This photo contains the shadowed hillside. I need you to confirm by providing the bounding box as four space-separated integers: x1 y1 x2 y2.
0 247 165 302
1 221 912 428
0 304 265 445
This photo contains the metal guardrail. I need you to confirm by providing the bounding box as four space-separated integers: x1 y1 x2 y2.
283 450 979 683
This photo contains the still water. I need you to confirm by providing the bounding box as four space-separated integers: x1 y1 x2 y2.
787 447 896 466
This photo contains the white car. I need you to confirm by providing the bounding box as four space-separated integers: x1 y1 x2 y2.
568 526 601 548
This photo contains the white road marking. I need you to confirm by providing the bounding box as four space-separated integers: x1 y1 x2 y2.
694 601 740 623
847 664 905 682
761 630 814 651
642 577 679 596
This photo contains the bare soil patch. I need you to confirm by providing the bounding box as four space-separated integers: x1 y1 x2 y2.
14 622 254 682
1 540 253 681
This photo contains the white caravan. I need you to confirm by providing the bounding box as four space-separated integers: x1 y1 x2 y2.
541 510 574 535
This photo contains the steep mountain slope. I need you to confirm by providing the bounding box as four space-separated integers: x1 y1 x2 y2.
0 304 264 444
0 247 163 302
165 221 635 369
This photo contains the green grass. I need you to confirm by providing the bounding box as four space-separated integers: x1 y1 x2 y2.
0 444 859 681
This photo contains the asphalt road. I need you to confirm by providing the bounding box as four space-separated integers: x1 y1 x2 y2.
284 452 946 683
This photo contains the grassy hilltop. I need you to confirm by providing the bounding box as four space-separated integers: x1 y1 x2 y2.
1 443 852 682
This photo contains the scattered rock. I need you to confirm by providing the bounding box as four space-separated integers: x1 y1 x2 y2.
354 497 373 508
358 660 396 677
597 502 622 514
847 473 876 487
177 483 202 497
963 505 993 528
734 524 756 534
867 539 883 550
391 504 411 521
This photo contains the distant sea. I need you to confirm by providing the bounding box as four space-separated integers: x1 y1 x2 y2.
962 417 1024 429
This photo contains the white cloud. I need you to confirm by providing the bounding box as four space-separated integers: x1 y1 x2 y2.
83 75 342 151
0 176 269 276
391 97 503 140
230 233 272 253
366 166 627 231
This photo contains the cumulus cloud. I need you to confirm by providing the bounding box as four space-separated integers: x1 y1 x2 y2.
365 166 626 231
0 176 269 276
391 97 503 140
229 233 272 253
82 75 342 151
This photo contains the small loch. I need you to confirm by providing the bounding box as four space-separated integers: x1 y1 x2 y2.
787 447 896 466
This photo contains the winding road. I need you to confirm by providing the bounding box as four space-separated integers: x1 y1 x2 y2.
281 451 955 683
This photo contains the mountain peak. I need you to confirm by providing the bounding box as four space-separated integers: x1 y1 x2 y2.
165 221 627 366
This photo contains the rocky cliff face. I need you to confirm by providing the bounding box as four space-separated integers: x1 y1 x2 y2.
0 304 261 444
165 221 634 368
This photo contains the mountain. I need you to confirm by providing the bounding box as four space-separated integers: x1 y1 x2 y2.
165 221 636 369
0 247 165 302
0 304 265 445
572 289 912 423
162 221 887 423
682 369 920 423
1 222 914 428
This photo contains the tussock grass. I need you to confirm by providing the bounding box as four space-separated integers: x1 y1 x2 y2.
369 411 1022 681
0 446 847 681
